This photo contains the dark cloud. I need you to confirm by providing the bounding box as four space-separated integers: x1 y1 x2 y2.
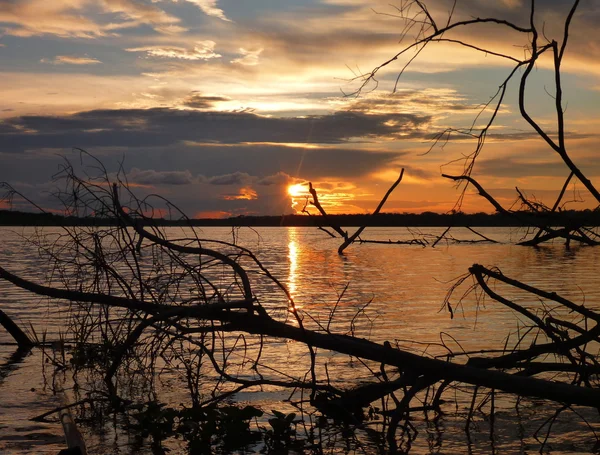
0 105 416 215
257 172 292 186
207 172 251 185
0 107 430 153
0 143 405 189
127 168 195 185
182 92 231 109
171 144 406 180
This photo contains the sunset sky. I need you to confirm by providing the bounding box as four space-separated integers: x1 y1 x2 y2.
1 0 600 217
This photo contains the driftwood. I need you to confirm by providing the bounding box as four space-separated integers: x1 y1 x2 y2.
58 404 88 455
0 309 33 349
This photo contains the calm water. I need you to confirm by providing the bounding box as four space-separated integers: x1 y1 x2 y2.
1 226 599 454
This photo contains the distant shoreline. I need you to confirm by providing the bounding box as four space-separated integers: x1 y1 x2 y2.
2 209 599 228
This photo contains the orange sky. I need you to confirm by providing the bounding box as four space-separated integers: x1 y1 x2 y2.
1 0 600 217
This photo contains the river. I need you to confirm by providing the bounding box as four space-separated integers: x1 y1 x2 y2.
1 226 599 454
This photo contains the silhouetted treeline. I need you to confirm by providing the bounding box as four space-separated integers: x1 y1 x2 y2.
2 209 600 228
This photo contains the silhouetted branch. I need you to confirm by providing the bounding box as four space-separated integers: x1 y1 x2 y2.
307 170 423 253
338 169 405 254
367 0 599 245
0 309 34 349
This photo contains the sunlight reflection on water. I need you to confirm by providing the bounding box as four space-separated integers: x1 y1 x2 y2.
1 226 600 453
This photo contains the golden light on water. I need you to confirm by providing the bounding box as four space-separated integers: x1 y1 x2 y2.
287 228 303 319
288 236 298 302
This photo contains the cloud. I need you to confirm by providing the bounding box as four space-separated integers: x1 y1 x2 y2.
0 0 106 38
182 92 230 109
0 0 185 38
182 0 230 21
231 48 263 66
41 55 102 65
0 144 408 216
127 168 195 185
257 172 293 186
342 89 476 116
0 144 404 216
0 108 430 153
221 187 258 201
207 172 251 186
152 24 189 35
102 0 181 27
126 41 221 60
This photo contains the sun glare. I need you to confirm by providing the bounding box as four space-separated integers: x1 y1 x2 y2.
287 183 306 198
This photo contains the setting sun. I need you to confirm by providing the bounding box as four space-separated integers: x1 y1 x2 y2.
287 183 306 198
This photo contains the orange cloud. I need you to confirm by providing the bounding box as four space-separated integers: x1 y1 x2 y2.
222 187 258 201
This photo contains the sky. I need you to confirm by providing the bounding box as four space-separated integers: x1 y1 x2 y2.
1 0 600 218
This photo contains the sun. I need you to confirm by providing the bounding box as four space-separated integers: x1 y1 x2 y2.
287 183 306 198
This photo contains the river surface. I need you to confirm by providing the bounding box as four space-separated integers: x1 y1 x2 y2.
1 226 599 454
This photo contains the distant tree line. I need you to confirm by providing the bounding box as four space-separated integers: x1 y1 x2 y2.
2 208 600 228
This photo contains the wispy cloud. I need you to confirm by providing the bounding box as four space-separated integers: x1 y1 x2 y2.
102 0 181 29
126 41 221 60
0 0 185 37
41 55 102 65
231 48 263 66
182 0 230 21
0 0 105 38
340 89 476 116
